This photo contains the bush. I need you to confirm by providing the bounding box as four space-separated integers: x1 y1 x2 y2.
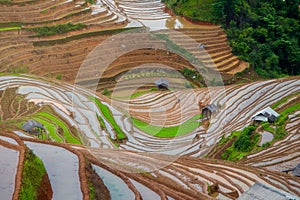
102 88 111 96
233 125 256 152
55 74 62 80
31 22 86 37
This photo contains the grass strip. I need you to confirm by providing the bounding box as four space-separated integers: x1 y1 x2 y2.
34 112 80 144
132 114 202 138
112 88 158 100
19 149 46 200
271 92 300 109
0 27 21 31
0 22 23 28
89 96 126 140
33 117 64 143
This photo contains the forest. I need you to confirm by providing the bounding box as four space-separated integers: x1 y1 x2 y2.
163 0 300 78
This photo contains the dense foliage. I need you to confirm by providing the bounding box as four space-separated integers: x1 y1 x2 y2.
220 93 299 161
162 0 214 22
221 125 259 161
85 0 95 4
213 0 300 77
31 22 86 37
163 0 300 78
233 125 256 152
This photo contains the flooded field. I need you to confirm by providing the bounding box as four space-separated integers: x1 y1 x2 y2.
0 145 19 200
25 142 82 200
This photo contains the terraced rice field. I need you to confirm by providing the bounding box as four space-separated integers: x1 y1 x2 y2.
1 129 300 199
0 75 299 155
1 131 300 200
0 75 114 148
24 142 82 200
0 74 299 199
0 0 128 83
113 77 299 157
0 139 19 200
242 110 300 172
0 0 299 199
0 0 247 95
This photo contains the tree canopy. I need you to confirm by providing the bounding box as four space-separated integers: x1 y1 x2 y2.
163 0 300 78
213 0 300 77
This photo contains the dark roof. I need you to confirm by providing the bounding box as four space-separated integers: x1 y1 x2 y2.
293 163 300 177
268 114 277 122
22 120 44 132
238 182 299 200
202 104 218 113
155 78 169 87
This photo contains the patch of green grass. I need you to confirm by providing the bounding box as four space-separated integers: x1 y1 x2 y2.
132 114 202 138
162 0 214 22
130 88 158 99
19 149 46 200
40 9 48 14
33 117 63 142
261 122 275 133
102 88 111 96
7 64 28 74
33 112 81 144
0 26 21 31
55 73 63 80
218 131 240 145
113 88 158 100
271 92 300 109
280 103 300 116
89 96 126 140
0 22 22 28
89 182 96 200
272 103 300 140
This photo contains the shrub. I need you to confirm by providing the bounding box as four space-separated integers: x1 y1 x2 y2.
102 88 111 96
31 22 86 37
233 125 256 152
55 74 62 80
